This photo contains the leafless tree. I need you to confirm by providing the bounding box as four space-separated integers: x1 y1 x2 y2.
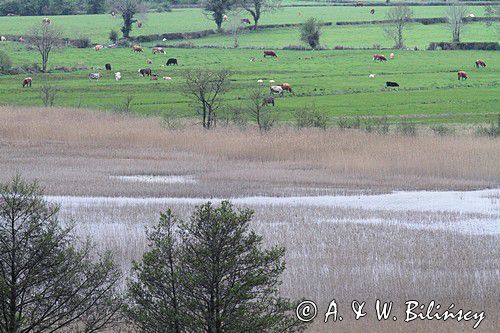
27 23 62 72
109 0 147 38
446 1 468 42
239 0 282 30
40 83 59 107
247 88 274 132
384 5 413 49
183 69 232 129
203 0 237 32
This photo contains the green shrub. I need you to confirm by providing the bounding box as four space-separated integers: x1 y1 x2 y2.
294 107 328 130
300 17 322 49
431 125 455 136
337 117 361 130
0 50 12 71
397 119 417 136
476 114 500 138
365 117 390 134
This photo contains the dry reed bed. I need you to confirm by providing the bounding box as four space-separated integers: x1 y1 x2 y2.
58 202 499 332
0 106 498 195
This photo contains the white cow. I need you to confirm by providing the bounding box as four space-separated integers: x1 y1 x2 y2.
115 72 122 81
369 74 375 78
0 36 6 42
270 86 283 95
88 72 100 81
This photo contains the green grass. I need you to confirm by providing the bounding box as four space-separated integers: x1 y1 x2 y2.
1 43 498 125
176 22 499 49
0 6 489 42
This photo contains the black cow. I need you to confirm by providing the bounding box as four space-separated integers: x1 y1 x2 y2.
138 68 152 77
105 63 112 71
386 81 399 87
166 58 178 66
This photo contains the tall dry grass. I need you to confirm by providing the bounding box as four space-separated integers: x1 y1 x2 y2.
0 106 498 195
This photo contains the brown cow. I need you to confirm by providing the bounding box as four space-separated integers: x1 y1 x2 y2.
153 47 165 54
264 50 277 58
95 44 103 51
22 77 33 88
475 59 486 68
281 83 293 93
137 21 142 28
132 45 143 52
457 71 468 80
241 18 251 24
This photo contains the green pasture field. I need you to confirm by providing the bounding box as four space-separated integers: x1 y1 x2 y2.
0 6 489 43
175 22 499 49
0 42 498 125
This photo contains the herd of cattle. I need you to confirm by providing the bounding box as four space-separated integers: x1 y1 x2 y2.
17 43 489 106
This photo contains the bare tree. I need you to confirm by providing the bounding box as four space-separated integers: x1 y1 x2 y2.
384 5 413 49
183 69 232 129
110 0 147 38
247 88 274 132
203 0 237 32
27 23 62 72
0 175 123 333
446 1 468 42
239 0 282 30
40 82 59 107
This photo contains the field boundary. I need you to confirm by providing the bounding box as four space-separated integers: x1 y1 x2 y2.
336 16 500 25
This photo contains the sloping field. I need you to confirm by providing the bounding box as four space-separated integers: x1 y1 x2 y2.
0 6 489 42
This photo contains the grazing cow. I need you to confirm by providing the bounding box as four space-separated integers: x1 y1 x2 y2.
262 96 275 106
153 47 165 54
264 50 277 58
163 76 172 80
386 81 399 87
270 86 283 95
457 71 468 80
137 21 142 28
88 73 100 81
475 59 486 68
42 18 51 24
390 53 395 59
370 8 375 14
105 63 112 71
166 58 178 66
0 36 5 41
241 18 251 24
281 83 293 93
138 68 152 77
22 77 33 87
115 72 122 81
373 54 387 61
95 44 103 51
132 46 143 52
355 2 363 7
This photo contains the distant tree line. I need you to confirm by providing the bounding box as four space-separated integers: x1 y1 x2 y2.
0 0 170 16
